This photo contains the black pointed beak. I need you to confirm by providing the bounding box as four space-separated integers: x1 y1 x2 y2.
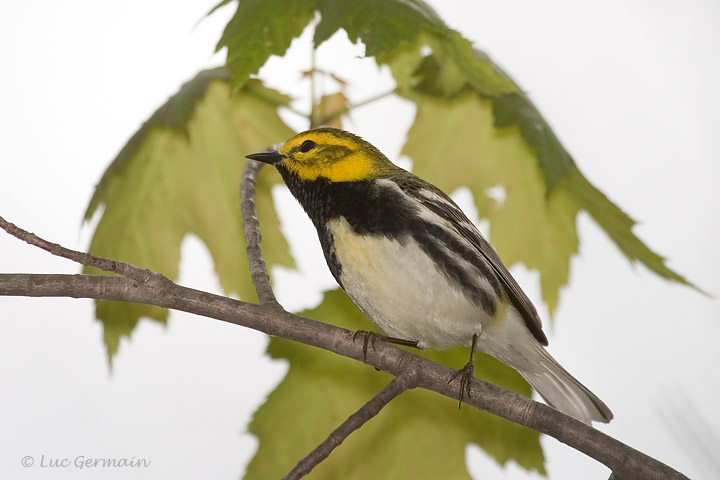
246 150 283 165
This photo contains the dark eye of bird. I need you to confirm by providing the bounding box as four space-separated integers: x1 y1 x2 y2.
299 140 316 153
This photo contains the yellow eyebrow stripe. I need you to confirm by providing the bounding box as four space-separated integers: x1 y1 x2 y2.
279 131 358 156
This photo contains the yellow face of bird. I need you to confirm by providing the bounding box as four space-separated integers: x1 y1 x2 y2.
276 128 397 182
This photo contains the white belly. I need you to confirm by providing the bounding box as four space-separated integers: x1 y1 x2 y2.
329 217 495 349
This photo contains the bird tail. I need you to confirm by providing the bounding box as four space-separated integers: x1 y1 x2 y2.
518 345 614 424
480 311 613 424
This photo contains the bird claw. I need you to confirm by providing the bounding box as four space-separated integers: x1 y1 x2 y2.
353 330 380 363
448 360 475 408
449 333 479 408
352 330 421 363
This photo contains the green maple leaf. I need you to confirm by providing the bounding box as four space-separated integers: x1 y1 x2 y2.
388 40 698 313
490 92 574 189
213 0 318 89
312 0 516 96
246 289 544 479
393 44 574 189
313 0 445 56
83 68 294 361
212 0 517 96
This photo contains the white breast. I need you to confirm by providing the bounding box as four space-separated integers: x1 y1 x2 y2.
329 217 495 349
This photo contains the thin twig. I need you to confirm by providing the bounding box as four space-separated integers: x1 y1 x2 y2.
240 160 281 307
319 88 397 126
0 216 162 285
283 373 417 480
0 274 141 300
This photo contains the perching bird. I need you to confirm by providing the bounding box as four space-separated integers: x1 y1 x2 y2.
247 127 612 424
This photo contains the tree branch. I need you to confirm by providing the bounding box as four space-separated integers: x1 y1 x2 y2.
0 216 158 283
0 269 687 479
284 373 416 480
0 213 689 479
241 159 281 307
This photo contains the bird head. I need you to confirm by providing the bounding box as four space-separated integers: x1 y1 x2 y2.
246 128 399 182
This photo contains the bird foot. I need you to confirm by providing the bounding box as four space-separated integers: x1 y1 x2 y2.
448 359 475 408
352 330 420 363
448 334 480 408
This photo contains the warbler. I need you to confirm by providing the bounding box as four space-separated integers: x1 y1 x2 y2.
247 127 612 424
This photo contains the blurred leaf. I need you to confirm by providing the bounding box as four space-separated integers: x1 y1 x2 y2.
388 35 699 310
491 92 574 189
213 0 318 89
313 92 348 128
83 69 295 361
412 52 467 98
313 0 444 56
246 289 544 479
211 0 517 96
391 45 573 190
314 0 517 96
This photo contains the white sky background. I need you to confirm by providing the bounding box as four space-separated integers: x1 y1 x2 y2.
0 1 719 479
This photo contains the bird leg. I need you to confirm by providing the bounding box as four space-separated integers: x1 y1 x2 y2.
448 333 479 408
353 330 421 363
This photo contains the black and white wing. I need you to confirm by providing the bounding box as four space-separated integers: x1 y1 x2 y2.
400 179 549 346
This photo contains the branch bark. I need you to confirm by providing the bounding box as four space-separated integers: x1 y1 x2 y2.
0 209 689 479
241 159 280 307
